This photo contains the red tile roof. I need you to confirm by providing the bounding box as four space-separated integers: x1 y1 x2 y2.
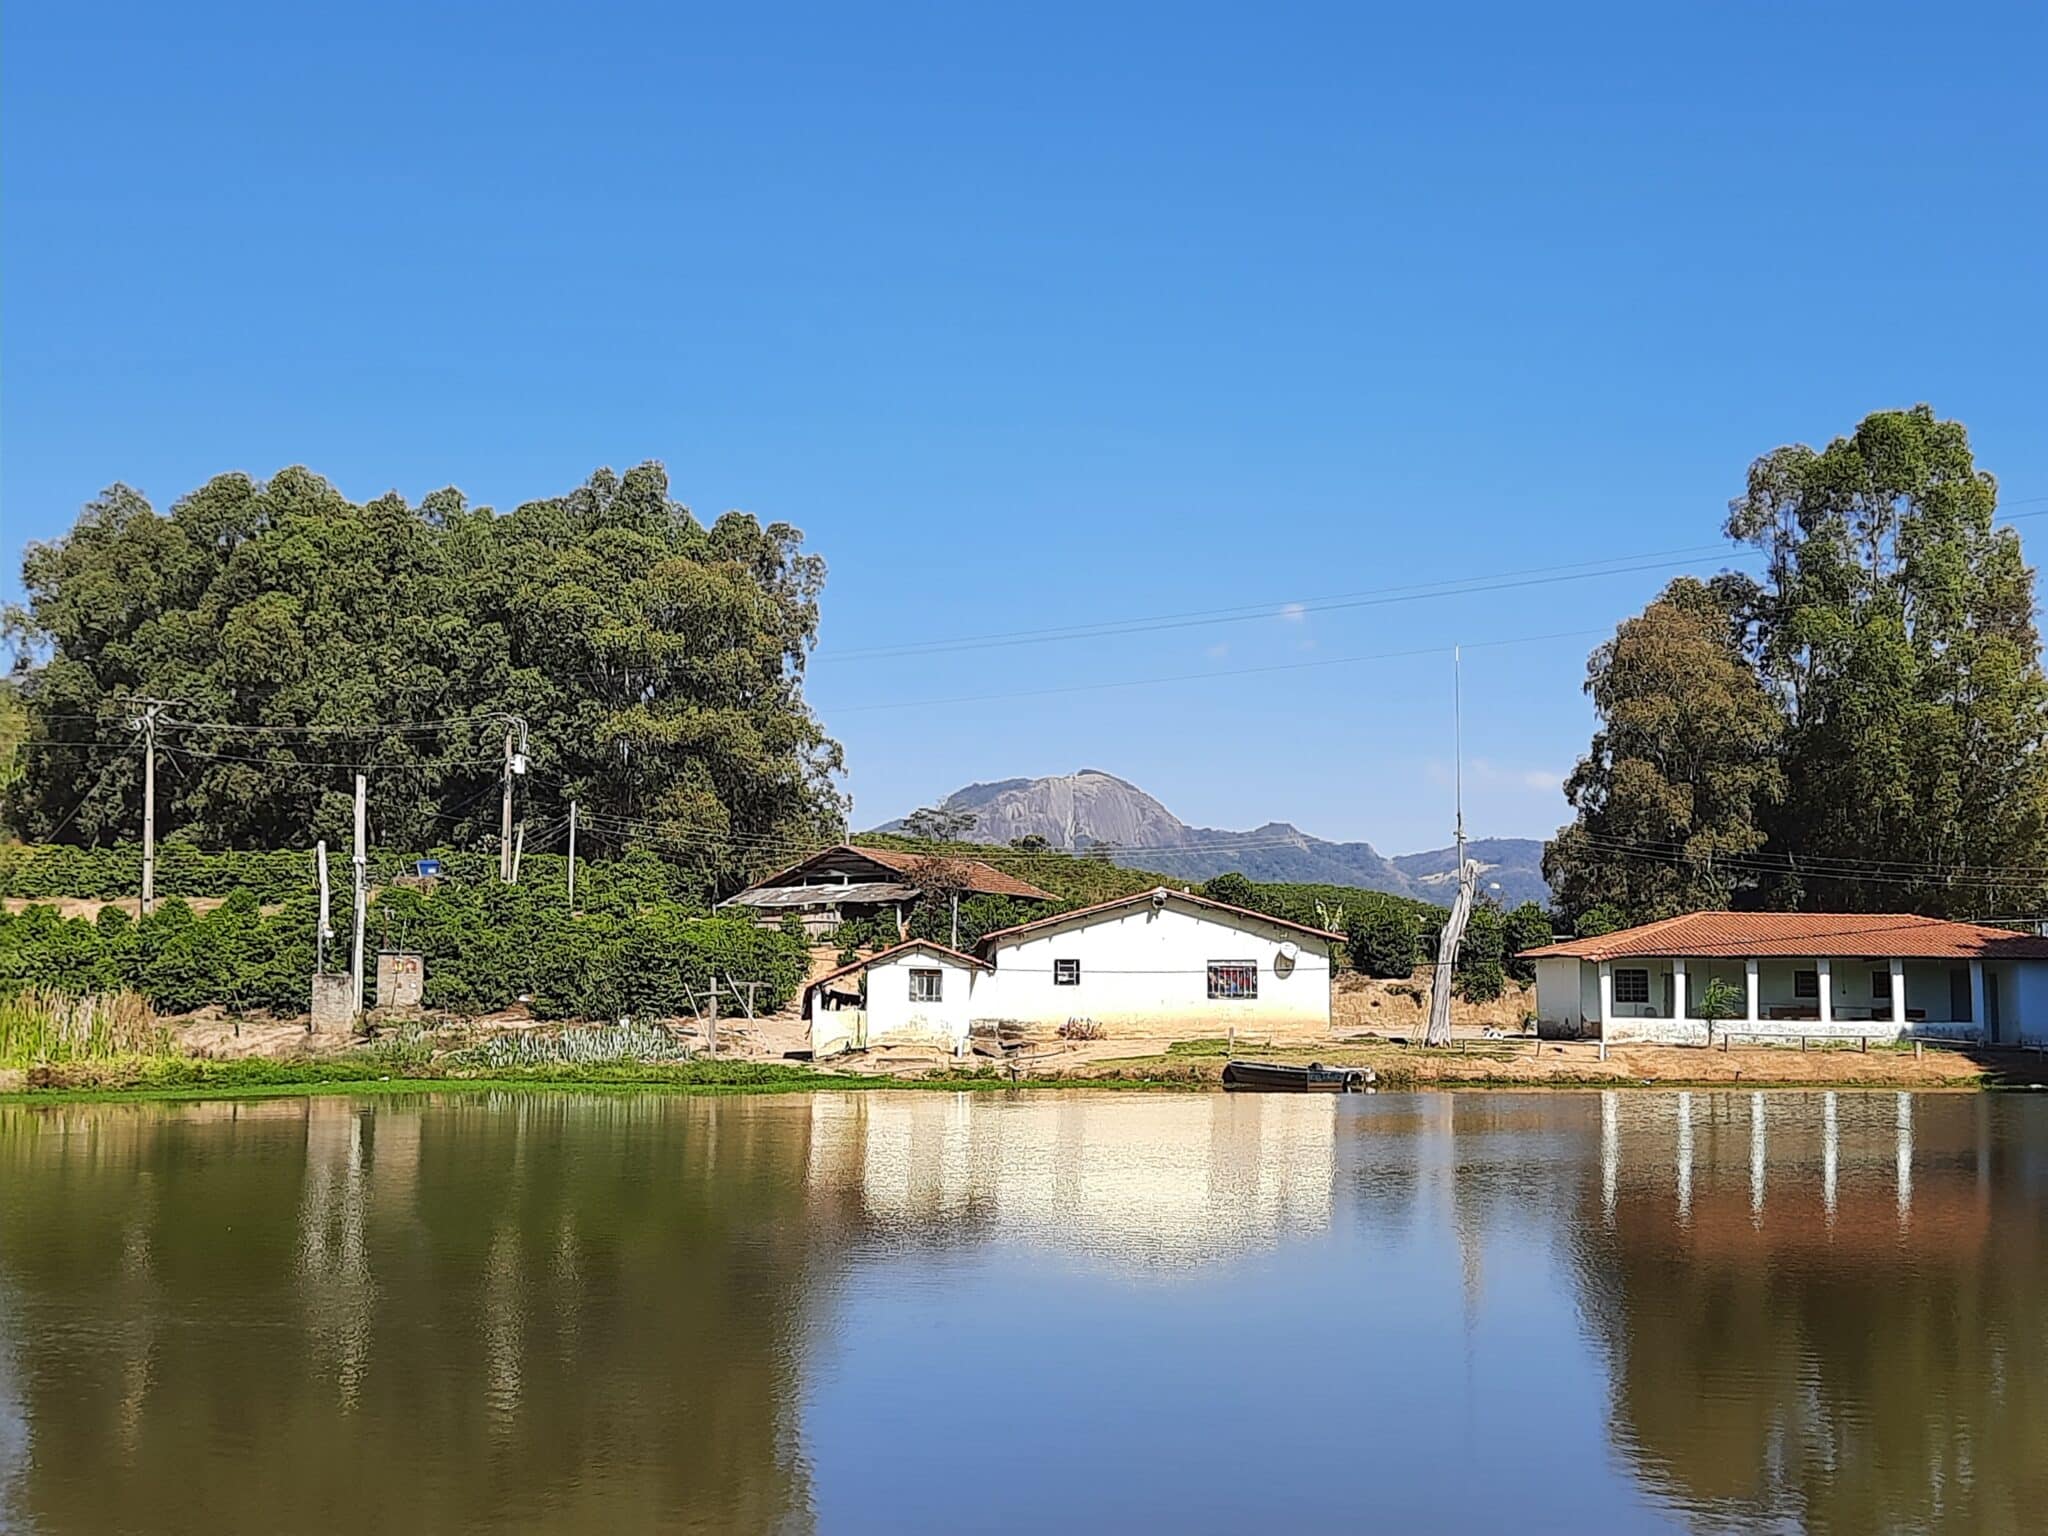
974 886 1345 952
847 845 1054 900
739 844 1054 902
1519 911 2048 962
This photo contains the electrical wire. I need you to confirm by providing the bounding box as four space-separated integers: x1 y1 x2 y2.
812 547 1751 662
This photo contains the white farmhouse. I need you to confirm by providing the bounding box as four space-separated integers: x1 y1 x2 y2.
804 887 1340 1056
1521 911 2048 1045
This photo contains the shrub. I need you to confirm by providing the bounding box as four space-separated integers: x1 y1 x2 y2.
1347 903 1421 978
1695 977 1744 1029
0 988 171 1065
1455 960 1506 1003
1502 902 1553 982
1057 1018 1106 1040
1576 903 1626 939
0 884 804 1024
1199 872 1259 910
447 1022 696 1070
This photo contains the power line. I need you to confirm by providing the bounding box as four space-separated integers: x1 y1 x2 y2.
813 547 1751 663
821 624 1621 715
161 744 507 772
1565 833 2048 890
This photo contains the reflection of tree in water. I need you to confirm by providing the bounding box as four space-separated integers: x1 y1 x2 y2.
1567 1092 2047 1535
0 1094 838 1533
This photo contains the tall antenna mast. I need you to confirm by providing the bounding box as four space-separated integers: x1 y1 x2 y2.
1453 644 1465 864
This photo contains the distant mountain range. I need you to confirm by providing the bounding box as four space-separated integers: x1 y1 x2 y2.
874 770 1551 908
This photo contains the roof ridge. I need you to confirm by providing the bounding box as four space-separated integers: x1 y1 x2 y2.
801 937 990 999
974 885 1344 949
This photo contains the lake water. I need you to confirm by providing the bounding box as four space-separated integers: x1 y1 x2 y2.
0 1089 2041 1534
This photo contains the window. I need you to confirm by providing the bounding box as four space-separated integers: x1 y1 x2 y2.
1873 969 1891 1001
1793 969 1819 999
1208 961 1258 1000
1053 958 1081 986
1613 968 1650 1005
908 968 942 1003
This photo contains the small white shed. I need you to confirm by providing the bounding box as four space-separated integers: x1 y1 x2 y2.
804 939 990 1056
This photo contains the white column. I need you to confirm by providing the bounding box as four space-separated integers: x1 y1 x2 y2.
1889 956 1906 1031
1671 956 1687 1022
1816 957 1832 1025
1970 960 1988 1039
1744 957 1760 1024
1598 961 1614 1028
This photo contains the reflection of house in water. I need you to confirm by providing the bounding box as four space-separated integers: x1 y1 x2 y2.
1568 1092 2044 1533
804 1092 1336 1268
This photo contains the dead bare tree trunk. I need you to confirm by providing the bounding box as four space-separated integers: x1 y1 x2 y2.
1425 859 1478 1048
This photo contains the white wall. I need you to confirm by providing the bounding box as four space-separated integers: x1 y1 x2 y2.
979 897 1332 1033
1542 952 1999 1045
2010 961 2048 1046
861 950 982 1052
1533 958 1588 1038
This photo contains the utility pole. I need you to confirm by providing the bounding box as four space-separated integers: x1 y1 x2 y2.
499 715 529 883
1453 644 1466 876
133 700 164 914
567 800 577 912
351 773 368 1020
315 840 334 973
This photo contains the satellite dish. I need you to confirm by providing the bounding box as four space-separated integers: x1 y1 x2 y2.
1279 940 1299 962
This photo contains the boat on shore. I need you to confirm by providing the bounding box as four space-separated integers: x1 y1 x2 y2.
1221 1060 1373 1093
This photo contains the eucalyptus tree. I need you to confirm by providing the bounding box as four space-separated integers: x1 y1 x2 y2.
1726 406 2048 914
12 464 845 892
1544 577 1785 925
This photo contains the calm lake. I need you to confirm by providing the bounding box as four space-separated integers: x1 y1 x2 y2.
0 1089 2040 1534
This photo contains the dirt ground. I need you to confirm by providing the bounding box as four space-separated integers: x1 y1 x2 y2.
73 956 2040 1094
782 967 2033 1088
4 895 233 920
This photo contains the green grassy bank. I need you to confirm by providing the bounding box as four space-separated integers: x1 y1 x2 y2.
0 1053 1214 1105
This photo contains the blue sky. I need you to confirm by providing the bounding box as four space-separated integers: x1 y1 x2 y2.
5 1 2044 853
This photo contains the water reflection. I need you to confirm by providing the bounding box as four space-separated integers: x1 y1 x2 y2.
805 1092 1337 1268
0 1094 822 1532
0 1091 2041 1533
1570 1091 2041 1534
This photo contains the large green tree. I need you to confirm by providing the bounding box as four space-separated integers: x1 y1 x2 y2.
12 464 845 892
1544 577 1785 923
1727 406 2048 914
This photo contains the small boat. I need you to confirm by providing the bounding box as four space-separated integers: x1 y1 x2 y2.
1221 1059 1373 1093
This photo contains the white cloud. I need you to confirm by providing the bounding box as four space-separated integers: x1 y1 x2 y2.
1469 757 1565 793
1278 602 1308 622
1204 642 1230 659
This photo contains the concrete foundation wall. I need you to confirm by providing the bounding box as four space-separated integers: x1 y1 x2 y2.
309 973 355 1034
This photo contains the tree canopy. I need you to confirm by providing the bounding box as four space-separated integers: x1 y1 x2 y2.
1728 405 2048 913
1544 577 1784 921
11 464 846 893
1549 407 2048 925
